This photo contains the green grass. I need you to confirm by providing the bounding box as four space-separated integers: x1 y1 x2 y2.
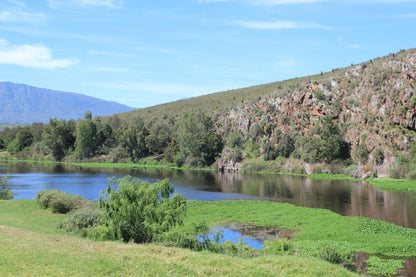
0 200 66 235
308 174 358 181
0 200 358 276
171 200 416 275
367 178 416 192
179 200 416 257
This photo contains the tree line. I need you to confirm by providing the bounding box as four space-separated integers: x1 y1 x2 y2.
0 110 224 167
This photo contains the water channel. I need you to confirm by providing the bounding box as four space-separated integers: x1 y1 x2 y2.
2 162 416 229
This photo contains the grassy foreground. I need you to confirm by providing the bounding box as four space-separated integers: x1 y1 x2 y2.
0 200 358 277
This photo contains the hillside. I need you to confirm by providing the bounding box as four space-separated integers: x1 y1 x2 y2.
0 82 133 123
115 48 416 178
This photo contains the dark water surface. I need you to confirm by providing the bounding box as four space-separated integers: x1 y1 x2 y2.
2 162 416 229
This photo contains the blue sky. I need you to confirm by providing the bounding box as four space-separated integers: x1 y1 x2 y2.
0 0 415 108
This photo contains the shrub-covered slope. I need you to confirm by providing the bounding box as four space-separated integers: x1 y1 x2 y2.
115 48 416 177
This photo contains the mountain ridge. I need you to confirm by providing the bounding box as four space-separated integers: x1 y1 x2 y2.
0 82 134 123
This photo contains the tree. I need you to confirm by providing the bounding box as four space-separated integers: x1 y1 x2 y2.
7 130 33 154
319 116 349 162
97 124 115 152
277 133 295 158
120 122 149 162
43 119 76 161
145 123 171 154
30 122 44 143
0 176 14 200
75 111 98 159
176 110 224 167
263 141 277 161
99 176 187 243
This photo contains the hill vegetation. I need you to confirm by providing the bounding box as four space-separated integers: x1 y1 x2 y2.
2 49 416 179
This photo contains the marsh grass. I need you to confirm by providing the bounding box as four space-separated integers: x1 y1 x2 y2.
173 200 416 274
367 178 416 192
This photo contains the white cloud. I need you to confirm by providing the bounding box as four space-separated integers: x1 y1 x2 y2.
6 0 26 8
199 0 323 5
47 0 124 9
347 44 361 49
0 9 46 23
0 39 77 69
231 20 330 29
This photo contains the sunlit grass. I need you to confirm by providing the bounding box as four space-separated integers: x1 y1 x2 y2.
0 200 358 277
367 178 416 192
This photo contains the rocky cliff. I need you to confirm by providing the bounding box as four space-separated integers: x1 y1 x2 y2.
119 48 416 178
214 49 416 177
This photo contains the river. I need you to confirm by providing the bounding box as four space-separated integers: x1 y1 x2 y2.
2 162 416 229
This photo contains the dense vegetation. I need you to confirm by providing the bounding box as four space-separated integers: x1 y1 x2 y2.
0 177 14 200
0 110 225 169
2 49 416 180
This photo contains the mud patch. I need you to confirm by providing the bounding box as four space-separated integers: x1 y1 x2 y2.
208 222 297 249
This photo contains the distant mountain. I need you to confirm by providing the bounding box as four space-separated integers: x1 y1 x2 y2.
0 82 134 123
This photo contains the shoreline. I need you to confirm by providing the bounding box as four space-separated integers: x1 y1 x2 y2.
2 158 416 192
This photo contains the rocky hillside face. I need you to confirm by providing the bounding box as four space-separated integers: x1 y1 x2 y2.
214 49 416 177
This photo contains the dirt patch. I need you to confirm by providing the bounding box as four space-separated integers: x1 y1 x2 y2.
221 222 298 242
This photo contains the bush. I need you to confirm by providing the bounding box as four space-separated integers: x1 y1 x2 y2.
355 144 369 164
318 245 353 268
374 148 385 165
59 208 103 233
87 225 115 241
410 95 416 108
0 176 14 200
263 141 277 161
99 176 187 243
264 238 294 254
36 190 92 214
277 133 295 158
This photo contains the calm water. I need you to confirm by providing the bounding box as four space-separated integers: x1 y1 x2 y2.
2 162 416 229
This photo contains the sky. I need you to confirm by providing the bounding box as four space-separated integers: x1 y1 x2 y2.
0 0 415 108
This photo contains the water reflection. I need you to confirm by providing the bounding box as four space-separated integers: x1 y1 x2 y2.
1 163 416 229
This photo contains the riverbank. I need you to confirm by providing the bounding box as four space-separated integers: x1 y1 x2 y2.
0 200 358 277
5 157 416 193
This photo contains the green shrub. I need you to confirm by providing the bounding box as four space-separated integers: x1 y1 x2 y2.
318 245 353 268
263 141 277 161
59 208 103 233
355 144 369 164
99 177 187 243
36 190 91 214
410 95 416 108
341 164 358 177
374 148 385 165
0 176 14 200
277 133 295 158
263 238 294 254
36 190 63 209
87 225 115 241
